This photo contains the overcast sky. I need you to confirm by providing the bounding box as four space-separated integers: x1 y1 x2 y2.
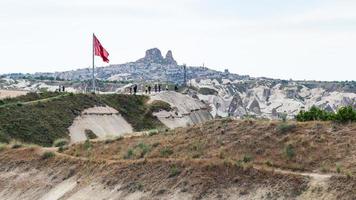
0 0 355 81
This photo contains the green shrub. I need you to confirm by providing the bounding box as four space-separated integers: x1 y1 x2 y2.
124 149 134 159
336 164 341 174
53 138 69 147
277 123 296 134
296 106 333 121
0 131 9 143
136 142 151 158
243 154 253 163
85 129 97 139
334 106 356 123
169 165 181 177
296 106 356 123
160 147 174 157
198 87 218 95
41 151 55 159
148 100 171 113
83 140 92 150
265 160 273 167
285 144 295 160
148 129 159 136
58 146 68 153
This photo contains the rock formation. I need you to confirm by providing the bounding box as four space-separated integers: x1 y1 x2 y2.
137 48 164 64
136 48 177 65
164 50 177 65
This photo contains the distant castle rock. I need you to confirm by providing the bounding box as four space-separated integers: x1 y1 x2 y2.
136 48 177 65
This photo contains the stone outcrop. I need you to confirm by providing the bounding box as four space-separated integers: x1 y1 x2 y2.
164 50 177 65
136 48 177 65
149 91 213 129
228 94 245 117
137 48 164 64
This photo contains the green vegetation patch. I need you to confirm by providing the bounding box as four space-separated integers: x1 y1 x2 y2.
296 106 356 123
148 100 171 113
101 94 165 131
41 151 55 159
84 129 98 139
0 91 62 106
198 87 218 95
0 94 102 146
0 93 167 147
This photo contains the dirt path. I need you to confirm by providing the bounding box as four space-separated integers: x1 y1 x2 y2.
41 147 336 181
35 146 339 199
254 165 334 199
0 93 69 108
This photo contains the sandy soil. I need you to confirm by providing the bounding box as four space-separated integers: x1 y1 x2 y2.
0 89 28 99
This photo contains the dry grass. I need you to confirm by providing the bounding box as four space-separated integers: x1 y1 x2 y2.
65 119 356 174
0 147 309 199
1 119 356 199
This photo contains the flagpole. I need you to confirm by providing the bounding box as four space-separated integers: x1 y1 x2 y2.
92 33 95 93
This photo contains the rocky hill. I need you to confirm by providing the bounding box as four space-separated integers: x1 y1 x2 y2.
1 48 247 85
0 92 212 146
188 78 356 119
1 48 355 119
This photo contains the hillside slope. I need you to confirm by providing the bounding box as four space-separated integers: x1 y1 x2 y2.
0 93 164 146
0 119 355 199
190 78 356 119
0 91 212 146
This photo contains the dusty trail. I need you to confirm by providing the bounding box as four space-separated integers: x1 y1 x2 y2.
0 93 69 108
42 147 336 181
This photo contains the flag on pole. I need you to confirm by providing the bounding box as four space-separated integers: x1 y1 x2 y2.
93 34 109 63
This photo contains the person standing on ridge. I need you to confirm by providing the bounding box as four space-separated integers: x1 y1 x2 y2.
148 85 152 94
158 84 161 92
133 84 137 95
145 85 148 94
154 84 158 93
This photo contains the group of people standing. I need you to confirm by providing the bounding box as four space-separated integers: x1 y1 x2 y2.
57 85 65 92
129 83 177 95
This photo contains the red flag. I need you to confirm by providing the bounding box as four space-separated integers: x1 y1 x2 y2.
93 34 109 63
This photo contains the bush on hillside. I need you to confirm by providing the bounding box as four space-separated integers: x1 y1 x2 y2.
333 106 356 123
53 138 69 147
276 123 297 134
148 100 172 113
0 131 9 143
41 151 55 159
285 144 295 160
198 87 218 95
160 147 174 157
296 106 356 123
296 106 333 121
84 129 98 139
